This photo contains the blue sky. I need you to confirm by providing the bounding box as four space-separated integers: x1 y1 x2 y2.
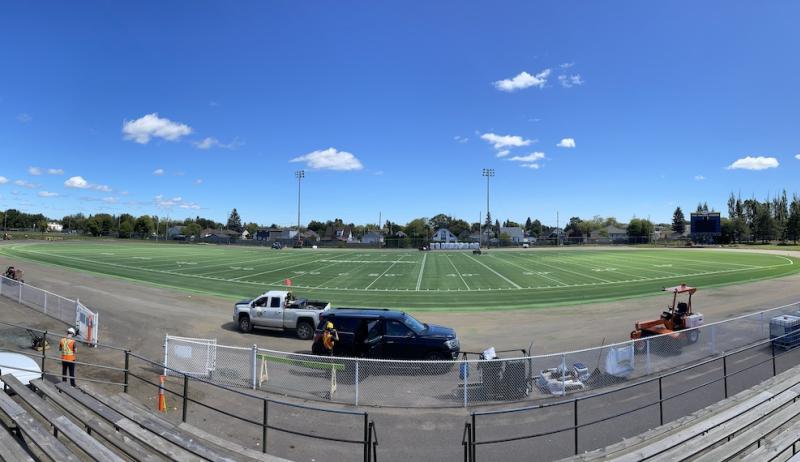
1 1 799 227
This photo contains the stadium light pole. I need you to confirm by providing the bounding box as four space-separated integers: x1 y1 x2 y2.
295 170 304 241
482 168 494 248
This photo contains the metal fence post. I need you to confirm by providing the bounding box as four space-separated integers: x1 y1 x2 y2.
18 281 23 304
772 342 777 377
163 336 169 376
463 358 468 408
722 354 728 399
471 413 476 462
251 344 257 390
41 330 48 381
123 350 130 393
645 339 651 375
182 375 189 423
658 377 664 426
262 399 268 454
573 399 579 455
710 325 717 354
44 292 48 316
561 354 566 394
363 413 369 462
355 360 360 406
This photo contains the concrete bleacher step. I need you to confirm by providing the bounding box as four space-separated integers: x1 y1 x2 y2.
113 392 291 462
53 381 200 462
30 379 166 462
564 363 800 461
0 422 35 462
2 374 126 462
0 380 81 462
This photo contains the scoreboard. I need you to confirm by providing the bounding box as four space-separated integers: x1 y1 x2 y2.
690 212 721 243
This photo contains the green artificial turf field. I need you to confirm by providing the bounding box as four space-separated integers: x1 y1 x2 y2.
2 242 798 311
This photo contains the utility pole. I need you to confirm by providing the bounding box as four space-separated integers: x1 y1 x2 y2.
295 170 304 243
482 168 494 248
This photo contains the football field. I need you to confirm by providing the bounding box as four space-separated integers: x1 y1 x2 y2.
2 242 799 311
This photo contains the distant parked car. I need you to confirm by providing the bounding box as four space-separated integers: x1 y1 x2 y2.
312 309 460 362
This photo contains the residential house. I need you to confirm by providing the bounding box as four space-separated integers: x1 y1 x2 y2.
499 226 525 244
362 231 384 245
47 222 63 232
590 225 628 243
167 226 185 239
431 228 458 243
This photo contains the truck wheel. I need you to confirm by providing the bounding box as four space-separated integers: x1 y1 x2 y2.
296 321 314 340
239 315 253 333
687 329 700 344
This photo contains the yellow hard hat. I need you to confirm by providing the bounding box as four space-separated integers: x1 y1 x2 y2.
325 321 334 329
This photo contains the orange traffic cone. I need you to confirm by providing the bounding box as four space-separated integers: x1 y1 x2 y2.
157 375 167 412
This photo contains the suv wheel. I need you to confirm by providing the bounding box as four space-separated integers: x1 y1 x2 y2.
239 315 253 333
296 321 314 340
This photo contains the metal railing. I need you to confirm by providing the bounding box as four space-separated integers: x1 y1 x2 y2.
0 320 378 462
461 331 800 461
163 301 800 408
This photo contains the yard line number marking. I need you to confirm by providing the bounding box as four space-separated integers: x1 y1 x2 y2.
463 253 522 289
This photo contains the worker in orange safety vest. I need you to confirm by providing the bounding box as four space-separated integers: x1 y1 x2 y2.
59 327 77 386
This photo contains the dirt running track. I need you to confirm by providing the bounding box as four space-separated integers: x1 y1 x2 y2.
2 245 800 461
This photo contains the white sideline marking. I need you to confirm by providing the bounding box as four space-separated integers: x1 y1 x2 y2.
416 253 427 291
463 253 522 289
445 255 471 290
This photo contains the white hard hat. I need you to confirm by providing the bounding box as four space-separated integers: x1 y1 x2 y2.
67 327 76 335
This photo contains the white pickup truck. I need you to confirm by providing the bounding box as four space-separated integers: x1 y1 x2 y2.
233 290 331 340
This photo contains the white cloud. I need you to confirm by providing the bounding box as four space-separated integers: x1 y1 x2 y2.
64 176 90 189
558 74 584 88
509 152 546 163
694 175 706 181
493 69 551 92
194 179 203 185
453 135 469 144
102 196 118 203
726 156 779 171
37 191 59 197
209 101 219 107
0 176 8 184
795 154 800 160
192 137 242 150
94 184 112 192
153 168 165 176
122 113 192 144
521 163 540 169
28 167 42 175
155 194 200 210
480 133 533 150
47 168 64 175
496 150 510 158
557 138 576 148
14 180 38 189
16 113 32 123
560 62 575 69
290 148 364 171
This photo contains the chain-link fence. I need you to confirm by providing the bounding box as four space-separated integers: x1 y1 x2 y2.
0 275 99 345
163 300 800 408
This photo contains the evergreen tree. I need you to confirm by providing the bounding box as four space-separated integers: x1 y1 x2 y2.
227 208 243 232
672 207 686 234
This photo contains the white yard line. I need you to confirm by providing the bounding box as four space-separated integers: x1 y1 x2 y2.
462 253 522 289
416 253 428 291
228 256 332 281
445 255 471 290
364 256 404 290
524 254 614 283
494 253 569 286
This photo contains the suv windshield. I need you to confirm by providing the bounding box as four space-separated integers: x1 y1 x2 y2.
403 314 427 334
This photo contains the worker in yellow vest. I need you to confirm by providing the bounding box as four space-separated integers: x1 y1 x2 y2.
59 327 77 386
322 321 339 355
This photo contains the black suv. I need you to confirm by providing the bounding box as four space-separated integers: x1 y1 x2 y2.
311 309 460 361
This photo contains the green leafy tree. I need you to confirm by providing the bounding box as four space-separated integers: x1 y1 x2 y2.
183 222 202 238
118 220 134 238
627 218 654 243
134 215 155 236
